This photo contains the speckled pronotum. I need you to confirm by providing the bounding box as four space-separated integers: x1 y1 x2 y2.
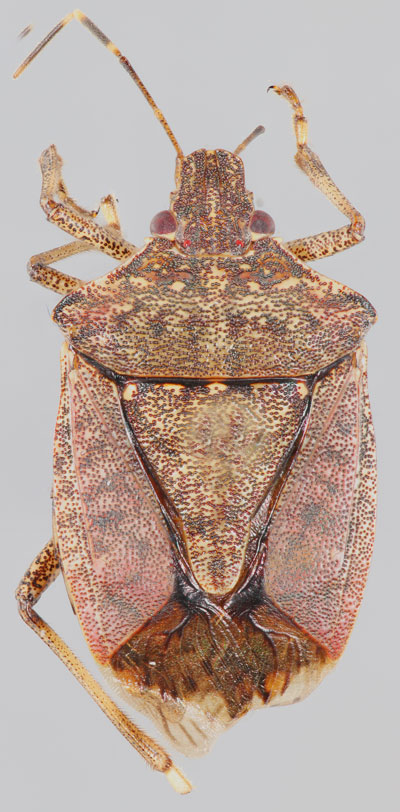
14 10 377 795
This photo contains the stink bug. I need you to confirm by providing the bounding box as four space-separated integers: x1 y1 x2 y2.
15 10 377 796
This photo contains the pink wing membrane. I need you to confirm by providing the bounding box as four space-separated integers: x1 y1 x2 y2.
52 345 174 664
264 344 376 658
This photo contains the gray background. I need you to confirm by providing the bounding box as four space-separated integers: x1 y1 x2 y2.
2 1 399 810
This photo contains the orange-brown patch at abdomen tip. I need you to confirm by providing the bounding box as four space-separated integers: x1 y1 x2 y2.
106 592 331 756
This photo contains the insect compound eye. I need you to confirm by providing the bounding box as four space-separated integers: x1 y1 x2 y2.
150 210 177 236
249 210 275 235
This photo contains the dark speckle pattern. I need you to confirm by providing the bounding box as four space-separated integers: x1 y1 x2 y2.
123 380 309 595
53 346 175 663
53 236 376 379
265 345 376 657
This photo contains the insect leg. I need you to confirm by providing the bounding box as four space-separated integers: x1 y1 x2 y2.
16 539 192 794
283 224 363 262
28 241 90 293
40 146 123 230
16 538 61 604
40 145 136 259
99 194 122 231
270 85 365 261
29 145 137 293
28 190 127 294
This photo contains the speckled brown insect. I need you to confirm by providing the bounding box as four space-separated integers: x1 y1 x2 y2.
15 10 377 795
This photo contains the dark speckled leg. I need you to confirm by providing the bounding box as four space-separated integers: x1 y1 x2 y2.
28 146 137 294
271 85 365 262
39 145 136 259
16 538 191 794
28 241 91 293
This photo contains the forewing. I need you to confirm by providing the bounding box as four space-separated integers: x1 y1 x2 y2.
52 345 174 664
264 345 376 658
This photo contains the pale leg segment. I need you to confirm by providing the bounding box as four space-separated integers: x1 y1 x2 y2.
30 145 137 293
16 539 192 794
270 85 365 261
39 145 136 259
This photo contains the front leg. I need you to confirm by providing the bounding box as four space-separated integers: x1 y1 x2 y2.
270 85 365 261
29 146 139 293
40 145 136 259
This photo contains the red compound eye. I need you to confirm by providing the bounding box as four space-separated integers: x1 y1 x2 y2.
249 210 275 235
236 239 244 247
183 239 191 248
150 210 176 235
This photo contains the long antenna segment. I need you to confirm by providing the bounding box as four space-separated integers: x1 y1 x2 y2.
13 9 184 158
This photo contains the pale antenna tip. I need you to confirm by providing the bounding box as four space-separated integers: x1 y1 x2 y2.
234 124 266 155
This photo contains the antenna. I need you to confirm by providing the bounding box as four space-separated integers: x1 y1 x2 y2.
234 125 265 156
14 9 184 158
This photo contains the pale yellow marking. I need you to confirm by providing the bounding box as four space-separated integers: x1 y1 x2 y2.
299 382 309 398
165 765 192 795
355 342 368 373
106 41 121 56
206 383 227 393
163 384 184 392
247 281 262 293
122 383 138 401
170 280 186 292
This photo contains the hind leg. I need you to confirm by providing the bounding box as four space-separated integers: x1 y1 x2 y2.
16 539 191 794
